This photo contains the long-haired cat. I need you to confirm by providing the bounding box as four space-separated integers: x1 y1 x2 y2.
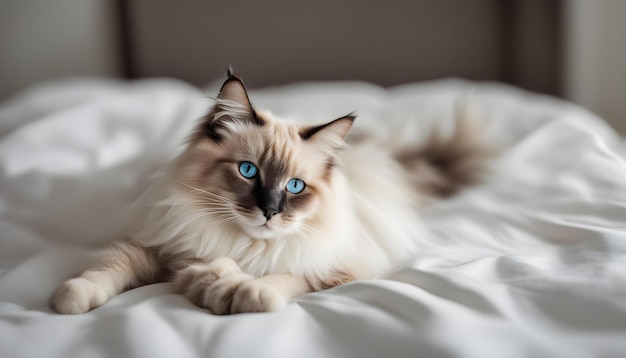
51 70 490 314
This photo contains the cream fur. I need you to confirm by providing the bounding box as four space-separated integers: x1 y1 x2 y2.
51 73 487 315
132 119 424 282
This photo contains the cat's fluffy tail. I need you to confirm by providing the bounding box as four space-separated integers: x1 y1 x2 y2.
394 99 494 200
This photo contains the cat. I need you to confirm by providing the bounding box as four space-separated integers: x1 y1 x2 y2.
51 70 490 315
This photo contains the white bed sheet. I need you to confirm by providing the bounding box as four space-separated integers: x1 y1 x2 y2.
1 78 625 358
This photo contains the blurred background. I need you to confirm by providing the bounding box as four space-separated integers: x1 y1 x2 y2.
0 0 624 133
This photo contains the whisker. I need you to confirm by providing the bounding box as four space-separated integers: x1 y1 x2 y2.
300 223 321 235
188 206 229 216
210 217 239 225
191 200 232 207
183 207 239 222
200 193 231 203
161 195 229 206
184 212 236 226
183 194 232 206
188 204 231 211
178 182 233 202
186 207 235 216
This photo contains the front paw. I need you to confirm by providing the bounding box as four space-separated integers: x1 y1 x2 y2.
230 279 287 314
173 257 241 304
201 273 254 314
51 278 108 314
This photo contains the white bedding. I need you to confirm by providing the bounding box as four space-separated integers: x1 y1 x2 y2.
1 77 625 358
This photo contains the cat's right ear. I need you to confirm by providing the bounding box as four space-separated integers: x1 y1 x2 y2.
299 114 356 153
202 70 264 141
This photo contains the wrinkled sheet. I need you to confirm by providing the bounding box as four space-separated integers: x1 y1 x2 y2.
1 78 625 358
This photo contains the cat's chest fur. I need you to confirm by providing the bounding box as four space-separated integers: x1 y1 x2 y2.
133 142 424 281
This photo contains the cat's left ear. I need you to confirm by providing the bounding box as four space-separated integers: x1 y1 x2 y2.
203 70 264 141
299 114 355 151
217 69 254 114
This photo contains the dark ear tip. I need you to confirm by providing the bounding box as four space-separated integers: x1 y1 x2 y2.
220 67 246 93
343 112 357 121
226 66 241 81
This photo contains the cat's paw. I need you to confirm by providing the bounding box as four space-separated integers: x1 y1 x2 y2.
51 278 109 314
173 257 246 312
173 257 241 303
230 279 287 314
200 272 255 314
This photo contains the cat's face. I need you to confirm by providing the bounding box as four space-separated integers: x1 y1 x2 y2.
176 74 353 239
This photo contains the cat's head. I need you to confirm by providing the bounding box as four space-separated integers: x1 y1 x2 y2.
175 71 354 239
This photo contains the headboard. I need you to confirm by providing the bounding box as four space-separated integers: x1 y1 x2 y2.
118 0 562 95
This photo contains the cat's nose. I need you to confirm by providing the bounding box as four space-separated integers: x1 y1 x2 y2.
263 207 280 221
257 187 284 221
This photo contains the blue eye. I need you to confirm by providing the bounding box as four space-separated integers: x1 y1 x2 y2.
286 178 306 194
239 161 258 179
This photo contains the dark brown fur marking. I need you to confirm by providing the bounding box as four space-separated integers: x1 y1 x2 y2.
395 116 493 198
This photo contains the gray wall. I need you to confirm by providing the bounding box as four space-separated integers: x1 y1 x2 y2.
123 0 561 95
564 0 626 134
0 0 562 99
0 0 121 100
1 1 623 134
125 0 505 88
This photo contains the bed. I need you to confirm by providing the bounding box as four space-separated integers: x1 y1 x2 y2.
1 75 625 357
